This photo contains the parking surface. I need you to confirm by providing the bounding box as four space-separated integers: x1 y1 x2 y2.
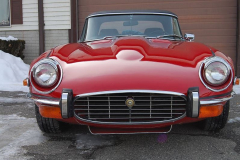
0 91 240 160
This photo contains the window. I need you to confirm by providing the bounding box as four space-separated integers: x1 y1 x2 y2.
83 15 181 41
0 0 10 26
0 0 23 27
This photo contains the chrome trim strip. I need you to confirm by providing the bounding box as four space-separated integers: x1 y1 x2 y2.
88 125 172 135
61 93 68 118
28 92 60 105
34 99 59 106
200 96 234 105
74 90 186 125
199 56 233 92
87 12 178 18
192 92 199 117
75 90 186 98
29 58 63 94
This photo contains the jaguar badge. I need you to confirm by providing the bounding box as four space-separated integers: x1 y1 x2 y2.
125 98 135 108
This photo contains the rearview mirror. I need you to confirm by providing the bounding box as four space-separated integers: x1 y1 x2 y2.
184 33 195 41
123 20 138 26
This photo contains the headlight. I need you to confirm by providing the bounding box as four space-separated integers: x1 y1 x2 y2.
199 56 232 92
32 59 59 87
204 61 230 86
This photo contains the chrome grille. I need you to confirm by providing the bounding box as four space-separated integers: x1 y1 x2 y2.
74 92 186 123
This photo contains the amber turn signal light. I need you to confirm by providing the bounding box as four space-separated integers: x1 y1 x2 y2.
199 105 223 118
23 78 29 86
39 105 62 119
235 78 239 85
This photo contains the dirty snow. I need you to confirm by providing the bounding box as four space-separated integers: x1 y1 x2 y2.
0 114 48 159
0 36 18 41
0 97 32 103
233 85 240 94
0 50 29 92
228 117 240 123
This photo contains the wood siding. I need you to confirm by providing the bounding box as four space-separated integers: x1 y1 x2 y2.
43 0 71 30
0 0 38 30
78 0 237 66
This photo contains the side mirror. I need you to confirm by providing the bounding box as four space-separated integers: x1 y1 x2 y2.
184 33 195 41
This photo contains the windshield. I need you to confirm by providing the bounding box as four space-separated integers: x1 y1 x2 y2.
81 14 182 42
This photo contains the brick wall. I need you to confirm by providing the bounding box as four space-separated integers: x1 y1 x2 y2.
45 30 69 51
0 30 39 64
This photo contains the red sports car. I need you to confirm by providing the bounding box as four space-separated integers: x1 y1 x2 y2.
25 10 238 134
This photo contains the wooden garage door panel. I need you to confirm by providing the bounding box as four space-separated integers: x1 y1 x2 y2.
78 0 237 64
79 0 235 8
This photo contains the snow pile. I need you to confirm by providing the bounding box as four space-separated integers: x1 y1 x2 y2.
0 36 18 41
0 50 29 92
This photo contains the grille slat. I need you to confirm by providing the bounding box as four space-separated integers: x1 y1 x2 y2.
78 112 184 115
74 92 186 123
74 104 186 107
75 108 186 111
75 100 185 102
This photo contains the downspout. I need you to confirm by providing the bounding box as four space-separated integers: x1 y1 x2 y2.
76 0 79 41
38 0 45 55
69 0 78 43
237 0 240 76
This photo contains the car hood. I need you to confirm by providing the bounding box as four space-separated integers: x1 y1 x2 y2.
34 36 233 98
50 37 214 67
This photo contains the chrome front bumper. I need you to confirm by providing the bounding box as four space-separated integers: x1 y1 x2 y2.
28 89 236 119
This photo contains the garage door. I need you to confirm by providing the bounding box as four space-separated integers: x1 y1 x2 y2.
78 0 237 65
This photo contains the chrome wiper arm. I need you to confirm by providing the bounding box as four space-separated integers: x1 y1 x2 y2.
157 34 182 39
100 36 115 40
100 35 129 40
88 35 147 42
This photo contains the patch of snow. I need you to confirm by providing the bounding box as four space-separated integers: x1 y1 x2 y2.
75 134 116 152
0 97 32 103
228 117 240 123
18 93 27 96
1 114 26 120
233 85 240 94
0 50 29 92
0 36 18 41
0 115 48 159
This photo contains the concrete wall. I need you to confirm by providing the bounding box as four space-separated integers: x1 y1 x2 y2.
0 30 39 64
45 29 69 51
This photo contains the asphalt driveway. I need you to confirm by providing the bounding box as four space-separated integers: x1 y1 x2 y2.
0 91 240 160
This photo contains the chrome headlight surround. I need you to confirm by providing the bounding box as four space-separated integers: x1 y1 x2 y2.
199 56 233 92
30 58 63 94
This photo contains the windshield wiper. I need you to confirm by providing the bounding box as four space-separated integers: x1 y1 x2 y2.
156 34 182 39
100 35 146 40
87 35 147 42
99 35 128 40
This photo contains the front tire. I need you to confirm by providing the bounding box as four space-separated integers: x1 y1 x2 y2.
198 101 230 131
35 105 67 133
